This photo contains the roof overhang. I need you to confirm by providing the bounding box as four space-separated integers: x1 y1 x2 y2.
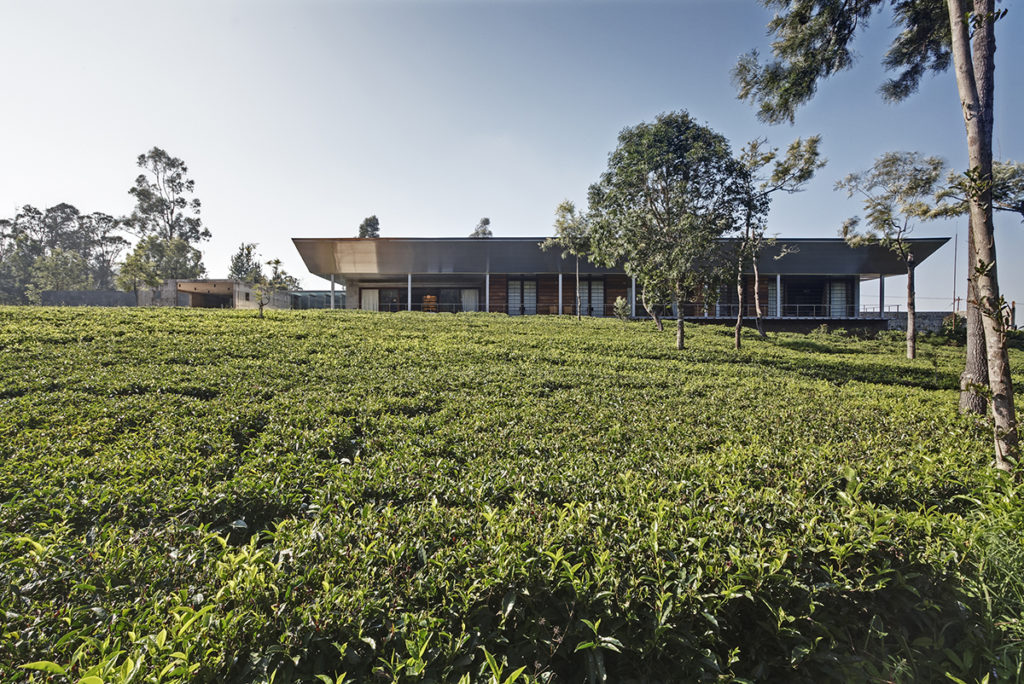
754 237 949 276
292 236 950 280
292 237 619 280
175 279 238 295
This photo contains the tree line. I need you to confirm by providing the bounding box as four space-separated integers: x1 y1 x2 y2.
0 147 299 304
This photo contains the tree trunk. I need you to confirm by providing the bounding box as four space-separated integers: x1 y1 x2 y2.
642 289 663 331
961 219 989 414
734 267 744 350
947 0 1018 469
674 291 684 350
906 255 916 360
752 257 766 338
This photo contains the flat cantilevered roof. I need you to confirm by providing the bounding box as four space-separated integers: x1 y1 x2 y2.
292 236 948 280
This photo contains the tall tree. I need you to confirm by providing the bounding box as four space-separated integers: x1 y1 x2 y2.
586 111 752 350
734 136 825 348
542 202 591 321
125 148 209 243
929 160 1024 414
734 0 1017 467
358 215 380 238
838 152 946 360
123 148 209 280
469 217 493 238
228 242 265 283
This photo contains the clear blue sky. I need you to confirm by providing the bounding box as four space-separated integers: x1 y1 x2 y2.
1 0 1021 311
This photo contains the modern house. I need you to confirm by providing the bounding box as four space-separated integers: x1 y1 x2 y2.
291 236 948 327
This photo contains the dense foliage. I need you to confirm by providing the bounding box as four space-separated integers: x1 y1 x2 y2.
1 308 1022 683
0 205 127 304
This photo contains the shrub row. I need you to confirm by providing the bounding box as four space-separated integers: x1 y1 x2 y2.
0 307 1021 682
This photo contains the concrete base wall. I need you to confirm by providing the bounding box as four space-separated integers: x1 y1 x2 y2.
39 290 137 307
882 311 948 333
137 281 189 307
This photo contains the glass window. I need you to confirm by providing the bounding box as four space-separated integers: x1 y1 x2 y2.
507 280 537 315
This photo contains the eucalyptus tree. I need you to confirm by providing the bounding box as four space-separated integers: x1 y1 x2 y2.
586 111 752 350
734 136 825 348
734 0 1017 467
124 148 210 280
930 160 1024 414
838 152 946 360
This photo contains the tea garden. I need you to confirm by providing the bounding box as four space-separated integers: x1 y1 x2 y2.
1 307 1021 682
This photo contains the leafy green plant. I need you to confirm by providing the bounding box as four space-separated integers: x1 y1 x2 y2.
0 307 1019 682
612 296 630 322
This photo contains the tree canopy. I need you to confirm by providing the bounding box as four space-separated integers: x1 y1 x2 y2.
0 204 128 303
358 215 380 238
733 0 952 124
586 111 753 348
125 148 209 244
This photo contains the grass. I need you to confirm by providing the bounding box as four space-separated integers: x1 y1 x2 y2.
0 307 1022 683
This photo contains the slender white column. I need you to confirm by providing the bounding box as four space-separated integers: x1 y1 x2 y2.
878 275 885 318
775 274 782 318
631 277 637 318
485 273 490 313
558 273 563 315
407 273 412 311
330 274 335 310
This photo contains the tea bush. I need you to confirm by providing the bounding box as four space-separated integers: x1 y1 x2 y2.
0 308 1022 683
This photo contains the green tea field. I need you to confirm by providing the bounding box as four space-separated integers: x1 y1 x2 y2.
1 308 1022 683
